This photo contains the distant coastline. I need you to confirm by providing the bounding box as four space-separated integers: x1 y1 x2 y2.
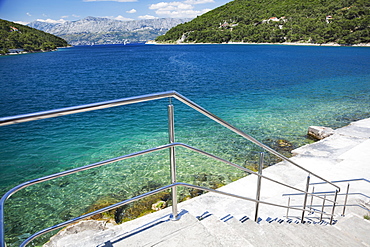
0 46 73 56
147 40 370 47
0 49 56 56
227 42 370 47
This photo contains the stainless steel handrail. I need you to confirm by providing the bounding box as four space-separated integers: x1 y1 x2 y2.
20 182 332 247
284 191 370 199
310 178 370 185
0 91 341 246
1 143 338 245
0 142 332 231
172 93 340 192
1 142 334 246
0 91 175 126
0 91 341 192
284 178 370 218
182 144 334 203
0 141 335 246
0 143 176 247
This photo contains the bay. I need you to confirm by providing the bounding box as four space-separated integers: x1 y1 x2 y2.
0 44 370 246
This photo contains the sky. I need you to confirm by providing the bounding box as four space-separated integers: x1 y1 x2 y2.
0 0 231 24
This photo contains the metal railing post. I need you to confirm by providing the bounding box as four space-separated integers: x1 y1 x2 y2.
168 102 178 220
330 190 338 225
286 197 291 219
0 198 5 247
309 187 315 213
254 152 264 222
320 195 326 222
342 183 350 216
301 174 310 223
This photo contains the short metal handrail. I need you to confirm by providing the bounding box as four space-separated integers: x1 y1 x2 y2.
0 91 341 246
284 178 370 218
284 191 370 199
310 178 370 185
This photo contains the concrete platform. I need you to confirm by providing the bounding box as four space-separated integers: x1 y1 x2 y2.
44 118 370 247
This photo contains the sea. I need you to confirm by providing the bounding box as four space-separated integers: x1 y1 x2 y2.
0 44 370 246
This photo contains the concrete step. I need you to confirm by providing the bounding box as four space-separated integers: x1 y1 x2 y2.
286 215 367 247
257 217 342 247
225 215 368 247
196 213 253 246
294 222 364 247
342 198 370 217
44 210 370 247
108 212 221 247
224 218 265 246
334 213 370 245
225 216 296 247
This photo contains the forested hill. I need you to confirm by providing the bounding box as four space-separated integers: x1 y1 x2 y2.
156 0 370 45
0 19 68 54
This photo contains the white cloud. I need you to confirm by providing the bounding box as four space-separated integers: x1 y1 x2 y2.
201 8 212 13
149 1 211 18
26 12 32 16
15 21 29 25
184 0 214 4
138 15 158 19
36 18 67 24
114 15 134 21
83 0 137 2
126 9 137 14
102 15 134 21
60 14 80 20
150 2 193 10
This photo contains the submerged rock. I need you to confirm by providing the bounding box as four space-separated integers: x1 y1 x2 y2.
265 138 295 157
84 196 121 223
308 126 334 140
276 139 294 150
115 191 171 223
151 201 166 211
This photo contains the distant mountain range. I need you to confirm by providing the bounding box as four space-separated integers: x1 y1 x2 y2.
28 17 193 45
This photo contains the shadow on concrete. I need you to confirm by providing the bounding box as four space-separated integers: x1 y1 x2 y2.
98 209 189 247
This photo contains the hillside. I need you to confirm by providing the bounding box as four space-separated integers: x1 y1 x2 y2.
0 19 68 54
28 17 193 46
156 0 370 45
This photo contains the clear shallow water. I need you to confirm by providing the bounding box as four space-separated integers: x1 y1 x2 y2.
0 44 370 245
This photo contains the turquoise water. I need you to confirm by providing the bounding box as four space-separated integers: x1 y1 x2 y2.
0 44 370 245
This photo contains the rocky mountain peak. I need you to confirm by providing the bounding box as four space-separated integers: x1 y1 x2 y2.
28 17 192 45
